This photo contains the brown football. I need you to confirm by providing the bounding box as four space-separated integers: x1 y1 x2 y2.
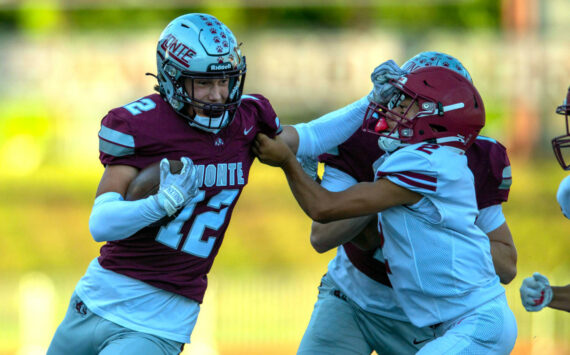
125 160 184 201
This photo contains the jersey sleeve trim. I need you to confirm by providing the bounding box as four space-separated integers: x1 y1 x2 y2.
99 125 135 157
377 171 437 192
498 166 512 190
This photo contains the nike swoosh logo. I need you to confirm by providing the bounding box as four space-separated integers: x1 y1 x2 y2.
244 126 254 135
412 338 431 345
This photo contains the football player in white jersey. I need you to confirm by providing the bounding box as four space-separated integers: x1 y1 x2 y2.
294 52 517 355
255 62 517 353
520 86 570 313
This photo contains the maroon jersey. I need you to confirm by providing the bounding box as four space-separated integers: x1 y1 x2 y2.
319 133 512 288
96 93 281 303
319 128 383 182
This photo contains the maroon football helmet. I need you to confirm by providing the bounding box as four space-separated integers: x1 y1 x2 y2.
552 87 570 170
363 66 485 150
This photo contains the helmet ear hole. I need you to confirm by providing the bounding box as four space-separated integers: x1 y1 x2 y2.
430 124 447 133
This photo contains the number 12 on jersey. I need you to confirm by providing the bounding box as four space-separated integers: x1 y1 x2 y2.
155 189 239 258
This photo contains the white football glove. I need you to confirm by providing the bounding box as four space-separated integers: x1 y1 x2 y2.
520 272 553 312
367 59 407 105
155 157 199 216
296 155 319 181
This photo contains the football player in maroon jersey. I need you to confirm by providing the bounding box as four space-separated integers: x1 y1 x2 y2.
48 13 292 355
47 9 382 353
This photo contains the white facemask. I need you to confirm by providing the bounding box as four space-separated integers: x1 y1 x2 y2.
189 111 230 134
378 131 403 153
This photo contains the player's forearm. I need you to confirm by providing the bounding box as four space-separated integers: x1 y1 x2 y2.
89 192 167 242
490 240 517 284
485 221 517 284
280 156 337 223
548 285 570 312
310 215 373 253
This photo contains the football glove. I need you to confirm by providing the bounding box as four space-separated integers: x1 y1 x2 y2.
520 272 553 312
367 59 407 105
155 157 199 216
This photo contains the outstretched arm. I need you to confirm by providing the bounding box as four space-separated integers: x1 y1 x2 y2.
253 133 421 222
277 97 369 157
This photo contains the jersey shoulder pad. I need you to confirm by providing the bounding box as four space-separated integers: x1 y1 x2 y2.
469 137 511 187
98 94 165 163
240 93 281 136
108 94 166 120
99 110 136 159
376 146 438 193
467 136 512 208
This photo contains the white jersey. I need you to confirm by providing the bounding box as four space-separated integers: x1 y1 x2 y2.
321 166 409 321
324 167 507 323
557 175 570 218
375 142 504 327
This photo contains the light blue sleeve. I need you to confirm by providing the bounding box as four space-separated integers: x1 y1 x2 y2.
294 96 369 157
88 192 167 242
557 175 570 219
320 165 358 192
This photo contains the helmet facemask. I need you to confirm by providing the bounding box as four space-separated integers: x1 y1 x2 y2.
158 63 246 131
364 91 416 151
363 67 484 151
552 88 570 170
363 86 449 151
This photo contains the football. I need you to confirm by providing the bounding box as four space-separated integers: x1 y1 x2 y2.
125 159 184 201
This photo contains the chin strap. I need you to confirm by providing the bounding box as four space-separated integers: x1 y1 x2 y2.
188 111 230 133
378 132 405 153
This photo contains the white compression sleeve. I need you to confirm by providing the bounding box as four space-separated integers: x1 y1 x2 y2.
88 192 167 242
294 96 369 157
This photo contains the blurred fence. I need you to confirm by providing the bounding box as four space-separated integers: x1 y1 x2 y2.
0 159 569 354
2 269 569 355
1 17 569 174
